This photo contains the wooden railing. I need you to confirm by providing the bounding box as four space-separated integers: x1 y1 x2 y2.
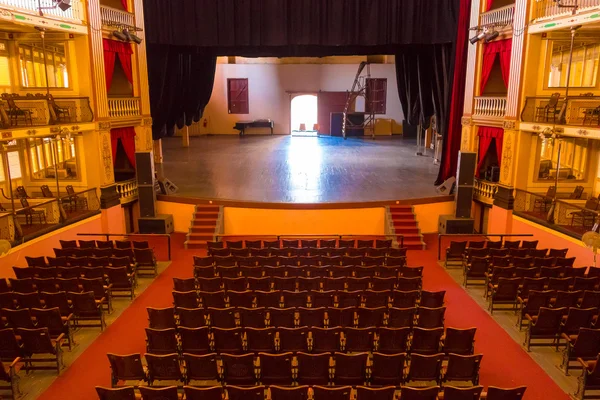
116 179 138 203
480 4 515 26
474 178 498 205
473 96 507 119
533 0 600 21
108 97 141 119
0 0 85 21
100 5 135 28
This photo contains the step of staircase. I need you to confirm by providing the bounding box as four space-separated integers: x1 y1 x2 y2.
184 204 221 249
389 206 426 250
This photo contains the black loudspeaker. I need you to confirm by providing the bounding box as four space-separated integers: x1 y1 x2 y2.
456 152 477 186
157 179 178 195
438 215 475 234
138 184 156 218
139 214 174 234
455 186 474 218
135 152 154 185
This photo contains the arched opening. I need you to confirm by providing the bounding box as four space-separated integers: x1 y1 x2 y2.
291 94 318 136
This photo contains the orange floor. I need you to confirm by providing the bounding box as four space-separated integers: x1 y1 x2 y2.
38 233 570 400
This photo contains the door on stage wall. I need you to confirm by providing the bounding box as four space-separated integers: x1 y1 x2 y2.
291 94 318 136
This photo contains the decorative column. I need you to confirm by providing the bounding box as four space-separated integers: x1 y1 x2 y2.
153 139 163 164
87 122 120 209
460 117 477 152
86 0 109 119
461 0 481 118
132 0 151 117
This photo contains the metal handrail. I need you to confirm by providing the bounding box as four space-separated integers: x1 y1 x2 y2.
437 233 535 260
216 234 404 248
77 233 172 260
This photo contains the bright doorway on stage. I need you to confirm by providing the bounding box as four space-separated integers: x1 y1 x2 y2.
291 94 318 136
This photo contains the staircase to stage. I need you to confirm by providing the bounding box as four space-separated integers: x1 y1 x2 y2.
390 205 426 250
184 205 221 249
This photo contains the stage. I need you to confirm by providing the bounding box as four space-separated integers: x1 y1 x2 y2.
158 135 443 203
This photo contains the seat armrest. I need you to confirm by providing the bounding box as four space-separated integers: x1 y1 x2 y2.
525 314 534 322
9 357 21 368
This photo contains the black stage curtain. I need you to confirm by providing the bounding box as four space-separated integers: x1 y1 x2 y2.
143 0 460 55
148 44 216 139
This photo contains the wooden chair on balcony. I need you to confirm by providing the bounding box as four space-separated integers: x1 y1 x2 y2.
535 93 560 123
1 94 33 126
533 186 555 213
40 185 54 198
18 197 46 226
583 105 600 126
570 198 599 230
569 185 584 200
47 94 71 123
63 185 88 212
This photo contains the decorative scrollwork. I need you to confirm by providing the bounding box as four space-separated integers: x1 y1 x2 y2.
98 121 111 130
461 117 472 126
503 120 517 130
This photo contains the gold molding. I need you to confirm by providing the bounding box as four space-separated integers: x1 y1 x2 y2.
143 117 153 126
503 120 517 130
461 117 472 126
98 121 111 130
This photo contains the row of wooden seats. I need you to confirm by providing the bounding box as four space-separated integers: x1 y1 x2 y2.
193 265 420 279
465 264 596 288
194 255 408 268
59 239 150 249
172 288 432 310
208 238 394 250
154 306 446 330
143 324 464 355
107 351 483 389
205 247 407 258
96 384 526 400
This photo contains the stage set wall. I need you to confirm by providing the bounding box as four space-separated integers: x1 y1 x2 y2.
0 205 126 278
414 201 455 233
188 63 404 135
156 201 196 232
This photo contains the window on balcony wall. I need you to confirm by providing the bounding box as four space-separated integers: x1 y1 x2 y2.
536 136 589 181
0 41 11 93
27 136 79 180
547 41 600 88
19 42 69 89
0 141 22 182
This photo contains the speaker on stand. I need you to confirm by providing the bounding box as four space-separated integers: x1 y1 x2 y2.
438 151 476 234
135 152 174 234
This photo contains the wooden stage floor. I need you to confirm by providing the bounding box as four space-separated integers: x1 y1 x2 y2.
158 135 443 203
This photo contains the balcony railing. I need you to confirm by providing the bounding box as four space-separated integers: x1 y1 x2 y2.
474 178 498 205
533 0 600 21
0 94 93 129
473 96 507 119
513 188 599 239
0 188 100 246
108 97 141 119
480 4 515 27
116 179 138 203
521 95 600 127
0 0 85 22
100 5 135 29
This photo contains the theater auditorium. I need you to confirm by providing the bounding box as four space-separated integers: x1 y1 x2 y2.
0 0 599 399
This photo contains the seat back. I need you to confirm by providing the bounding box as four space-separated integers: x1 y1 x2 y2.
312 386 352 400
442 386 484 400
183 386 223 400
444 327 476 355
296 352 330 385
334 352 368 385
145 328 178 354
221 353 256 385
17 327 56 354
485 386 527 400
444 353 483 381
138 386 179 400
399 386 440 400
145 353 182 381
179 326 210 353
411 327 443 354
182 352 219 381
406 353 443 381
95 386 136 400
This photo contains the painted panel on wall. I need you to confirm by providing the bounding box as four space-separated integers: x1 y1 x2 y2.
223 207 386 236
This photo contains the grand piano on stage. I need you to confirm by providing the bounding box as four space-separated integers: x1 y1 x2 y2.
233 119 274 136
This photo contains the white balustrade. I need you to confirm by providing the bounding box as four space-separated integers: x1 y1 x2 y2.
116 179 138 201
473 96 507 119
108 97 141 119
0 0 85 22
474 179 498 204
534 0 600 21
100 5 135 28
480 4 515 26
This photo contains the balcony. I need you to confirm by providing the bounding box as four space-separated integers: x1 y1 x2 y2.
474 178 498 205
116 179 138 204
100 5 135 29
521 95 600 129
0 0 85 23
0 188 101 246
0 94 93 132
480 4 515 27
473 96 507 120
108 97 141 119
533 0 600 22
514 188 599 239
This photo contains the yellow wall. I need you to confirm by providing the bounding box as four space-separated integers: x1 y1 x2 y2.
156 200 196 232
223 207 386 236
413 201 455 233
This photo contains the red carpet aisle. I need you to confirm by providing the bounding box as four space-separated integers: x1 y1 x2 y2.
412 234 570 400
38 233 569 399
38 233 198 400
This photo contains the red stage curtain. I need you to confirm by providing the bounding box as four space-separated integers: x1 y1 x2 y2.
487 0 494 11
103 39 134 90
110 127 137 167
436 0 472 184
476 126 504 177
480 38 512 92
121 0 128 11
